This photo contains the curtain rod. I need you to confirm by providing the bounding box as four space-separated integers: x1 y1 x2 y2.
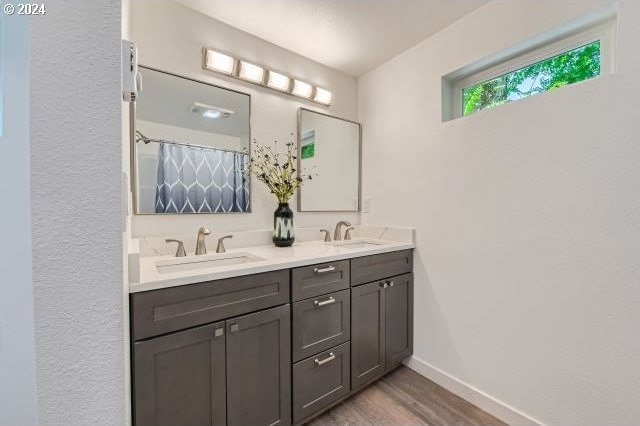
135 130 248 155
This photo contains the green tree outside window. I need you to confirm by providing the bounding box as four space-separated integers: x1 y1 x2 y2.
463 41 601 116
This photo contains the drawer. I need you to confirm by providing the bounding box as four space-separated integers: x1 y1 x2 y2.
291 260 350 301
293 342 350 424
131 270 290 340
351 250 413 286
292 289 350 362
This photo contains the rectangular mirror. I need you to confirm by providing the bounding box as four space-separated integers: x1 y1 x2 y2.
132 66 251 214
297 108 361 212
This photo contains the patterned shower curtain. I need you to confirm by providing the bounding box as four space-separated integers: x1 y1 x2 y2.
155 142 250 213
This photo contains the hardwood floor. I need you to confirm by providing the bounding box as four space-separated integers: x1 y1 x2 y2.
307 366 507 426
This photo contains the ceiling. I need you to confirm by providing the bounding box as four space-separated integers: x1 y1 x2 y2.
175 0 488 77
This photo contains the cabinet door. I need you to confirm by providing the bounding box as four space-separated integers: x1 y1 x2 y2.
351 281 386 390
385 273 413 370
133 322 226 426
226 304 291 426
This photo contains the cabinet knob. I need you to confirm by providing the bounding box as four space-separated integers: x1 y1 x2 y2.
379 280 394 289
214 327 224 338
229 323 239 333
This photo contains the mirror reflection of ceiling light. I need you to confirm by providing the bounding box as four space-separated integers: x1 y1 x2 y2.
202 48 332 106
238 61 265 83
204 49 235 74
191 102 235 119
202 110 221 119
266 71 291 92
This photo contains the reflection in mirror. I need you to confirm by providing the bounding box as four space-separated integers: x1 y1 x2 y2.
297 109 361 212
133 66 251 214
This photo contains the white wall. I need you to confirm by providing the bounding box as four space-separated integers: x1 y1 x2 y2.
359 1 640 425
129 0 360 237
29 1 126 424
0 14 39 426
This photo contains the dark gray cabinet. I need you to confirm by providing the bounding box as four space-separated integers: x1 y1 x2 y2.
384 273 413 369
351 250 413 286
292 260 350 301
351 273 414 390
351 280 386 390
293 342 350 423
131 270 290 340
132 303 291 426
133 321 227 426
292 289 350 362
132 249 413 426
226 305 291 426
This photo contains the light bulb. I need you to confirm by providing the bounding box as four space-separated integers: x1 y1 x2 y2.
204 49 234 74
292 79 313 98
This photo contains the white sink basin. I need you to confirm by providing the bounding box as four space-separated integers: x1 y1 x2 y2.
330 239 388 249
156 252 265 274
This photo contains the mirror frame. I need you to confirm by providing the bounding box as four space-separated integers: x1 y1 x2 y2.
296 108 362 213
130 65 253 215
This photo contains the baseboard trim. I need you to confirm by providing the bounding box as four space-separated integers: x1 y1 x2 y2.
404 356 543 426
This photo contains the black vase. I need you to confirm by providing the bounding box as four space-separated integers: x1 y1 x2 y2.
273 202 295 247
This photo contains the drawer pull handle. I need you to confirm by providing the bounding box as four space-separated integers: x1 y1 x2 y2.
314 297 336 307
314 352 336 366
313 265 336 274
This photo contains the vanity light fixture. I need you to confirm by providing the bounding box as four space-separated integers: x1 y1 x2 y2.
314 87 332 105
292 79 313 99
202 47 332 106
191 102 234 119
204 49 235 75
266 70 291 92
238 61 265 84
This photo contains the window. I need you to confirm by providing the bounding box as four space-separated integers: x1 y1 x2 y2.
462 41 601 117
443 13 615 121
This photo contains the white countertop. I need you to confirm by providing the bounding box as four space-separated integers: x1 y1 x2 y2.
130 238 414 293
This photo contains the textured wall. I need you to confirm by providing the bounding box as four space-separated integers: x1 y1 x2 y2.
30 1 126 424
359 0 640 425
129 0 360 238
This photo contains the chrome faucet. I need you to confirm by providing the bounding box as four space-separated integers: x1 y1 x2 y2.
333 221 352 241
216 235 233 253
195 227 211 255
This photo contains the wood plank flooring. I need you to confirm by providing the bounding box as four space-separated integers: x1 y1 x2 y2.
307 366 507 426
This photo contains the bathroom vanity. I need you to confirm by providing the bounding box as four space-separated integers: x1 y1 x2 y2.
129 240 413 426
127 61 412 425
